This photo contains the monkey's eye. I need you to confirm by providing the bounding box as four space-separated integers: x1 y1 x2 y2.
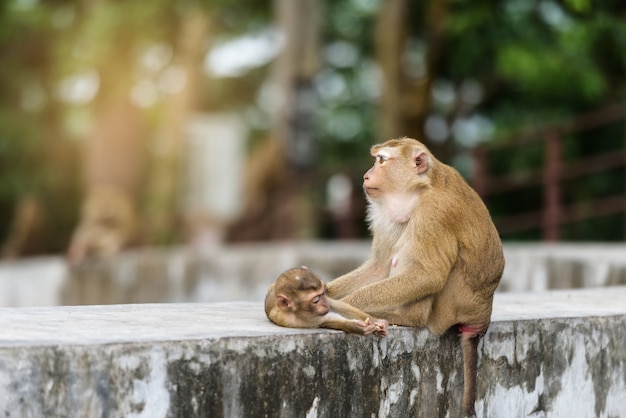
312 296 321 304
376 155 388 164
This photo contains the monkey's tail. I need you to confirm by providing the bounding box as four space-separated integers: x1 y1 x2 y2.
460 330 480 417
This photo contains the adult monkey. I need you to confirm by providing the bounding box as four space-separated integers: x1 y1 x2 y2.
327 137 505 417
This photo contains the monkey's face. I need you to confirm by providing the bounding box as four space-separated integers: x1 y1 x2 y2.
363 148 388 198
364 146 410 198
364 139 432 200
305 288 330 316
293 269 330 316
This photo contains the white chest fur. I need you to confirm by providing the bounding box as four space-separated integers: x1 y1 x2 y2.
367 193 418 235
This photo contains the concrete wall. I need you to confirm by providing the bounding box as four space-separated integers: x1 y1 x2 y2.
1 245 625 416
501 244 626 292
0 287 624 417
2 242 626 307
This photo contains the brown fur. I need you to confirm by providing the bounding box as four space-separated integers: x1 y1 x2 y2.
327 137 504 416
265 267 388 337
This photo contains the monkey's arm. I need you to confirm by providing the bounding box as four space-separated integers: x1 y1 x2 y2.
319 317 376 335
329 298 389 337
327 261 377 299
326 236 391 299
273 308 386 336
329 297 374 321
339 223 458 320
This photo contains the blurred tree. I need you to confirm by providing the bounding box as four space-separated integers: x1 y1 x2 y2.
143 10 211 245
314 0 626 240
2 0 626 252
439 0 626 240
376 0 450 159
0 0 271 256
63 0 199 259
228 0 321 241
0 0 80 256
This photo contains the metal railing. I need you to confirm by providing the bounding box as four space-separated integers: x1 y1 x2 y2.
473 104 626 241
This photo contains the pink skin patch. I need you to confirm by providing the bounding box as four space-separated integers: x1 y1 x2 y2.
391 256 398 267
458 324 483 338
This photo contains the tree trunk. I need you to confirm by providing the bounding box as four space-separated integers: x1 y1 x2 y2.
232 0 320 240
375 0 408 140
375 0 449 154
67 97 145 264
143 12 211 245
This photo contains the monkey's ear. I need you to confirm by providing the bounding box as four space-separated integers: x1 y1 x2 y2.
413 151 429 174
276 294 293 310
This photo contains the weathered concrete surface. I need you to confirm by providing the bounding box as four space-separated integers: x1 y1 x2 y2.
0 287 624 417
2 242 626 307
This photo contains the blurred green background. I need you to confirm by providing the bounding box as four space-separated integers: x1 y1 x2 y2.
1 0 625 259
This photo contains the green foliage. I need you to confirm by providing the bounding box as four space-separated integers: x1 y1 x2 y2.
1 0 626 247
314 0 380 174
496 42 606 101
433 0 626 241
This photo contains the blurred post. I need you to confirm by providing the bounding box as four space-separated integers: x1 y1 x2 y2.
326 174 357 239
375 0 407 140
272 0 320 170
472 146 488 198
182 114 246 250
543 133 561 242
269 0 321 238
623 121 626 241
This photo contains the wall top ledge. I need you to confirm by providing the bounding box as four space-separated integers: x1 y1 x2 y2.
0 286 624 348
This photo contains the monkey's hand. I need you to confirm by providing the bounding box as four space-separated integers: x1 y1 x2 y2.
354 319 378 336
372 319 388 337
355 318 388 337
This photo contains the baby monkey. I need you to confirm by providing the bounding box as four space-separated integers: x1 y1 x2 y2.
265 266 388 337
